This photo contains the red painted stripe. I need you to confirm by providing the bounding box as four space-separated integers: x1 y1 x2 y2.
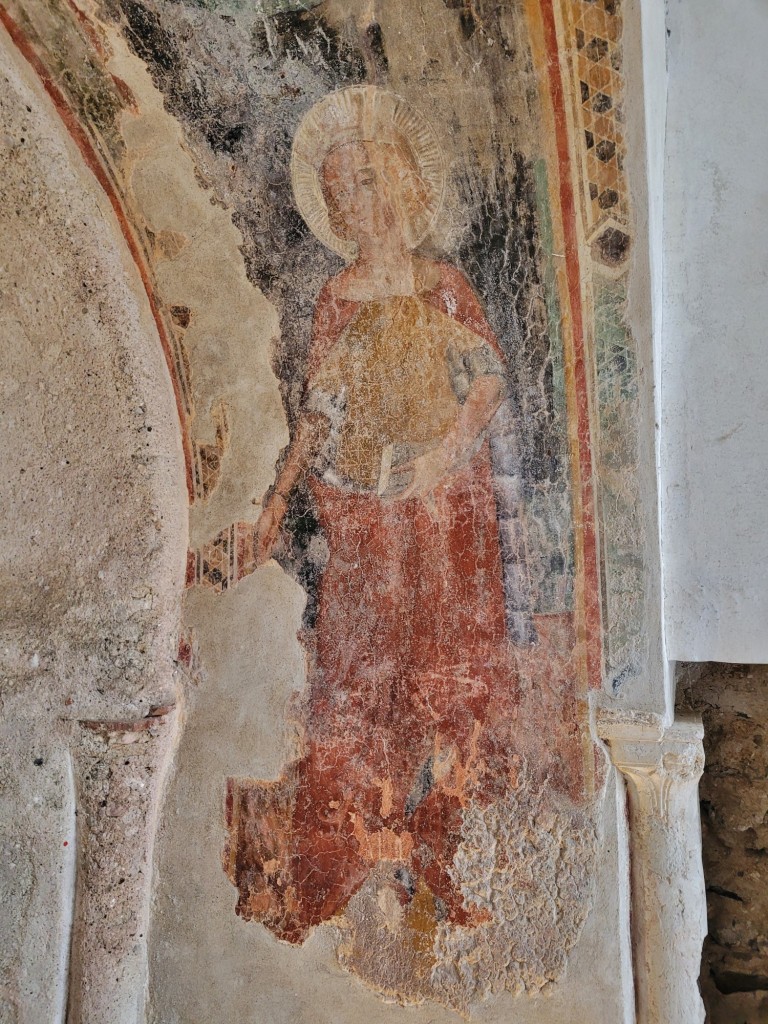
539 0 602 688
0 4 194 499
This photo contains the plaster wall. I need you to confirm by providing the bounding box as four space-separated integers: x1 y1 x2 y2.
661 0 768 663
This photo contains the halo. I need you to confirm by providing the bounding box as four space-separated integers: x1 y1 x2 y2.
290 85 445 261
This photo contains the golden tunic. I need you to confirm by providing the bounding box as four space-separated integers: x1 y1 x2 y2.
310 294 487 490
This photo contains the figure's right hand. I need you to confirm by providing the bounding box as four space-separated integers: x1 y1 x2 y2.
254 493 288 566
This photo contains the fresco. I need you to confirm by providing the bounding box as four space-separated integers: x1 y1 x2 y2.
170 5 613 1002
217 80 589 973
150 0 636 1009
0 0 648 1016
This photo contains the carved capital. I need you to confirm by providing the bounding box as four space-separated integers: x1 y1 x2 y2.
598 713 705 823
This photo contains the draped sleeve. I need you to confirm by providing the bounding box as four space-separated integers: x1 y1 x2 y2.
423 263 508 401
423 263 506 362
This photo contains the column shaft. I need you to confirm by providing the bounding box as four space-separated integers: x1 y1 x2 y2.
600 714 707 1024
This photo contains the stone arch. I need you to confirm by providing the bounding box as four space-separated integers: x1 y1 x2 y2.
0 18 187 1024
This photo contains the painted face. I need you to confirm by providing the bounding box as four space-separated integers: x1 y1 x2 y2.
320 139 427 250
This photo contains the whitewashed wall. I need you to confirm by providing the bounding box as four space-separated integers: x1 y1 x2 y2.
661 0 768 662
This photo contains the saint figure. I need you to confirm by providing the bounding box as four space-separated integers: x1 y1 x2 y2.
224 86 519 943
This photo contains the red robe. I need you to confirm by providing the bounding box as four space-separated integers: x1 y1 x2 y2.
225 263 518 942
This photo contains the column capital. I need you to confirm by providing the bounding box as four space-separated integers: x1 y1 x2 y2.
597 712 704 821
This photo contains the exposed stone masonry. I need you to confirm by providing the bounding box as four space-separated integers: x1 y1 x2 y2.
678 664 768 1024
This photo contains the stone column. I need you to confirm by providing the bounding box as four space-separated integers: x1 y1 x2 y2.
66 706 179 1024
599 714 707 1024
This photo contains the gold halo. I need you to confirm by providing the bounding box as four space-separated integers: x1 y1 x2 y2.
290 85 445 261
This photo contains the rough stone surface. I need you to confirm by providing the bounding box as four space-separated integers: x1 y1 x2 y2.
677 663 768 1024
0 21 187 1023
66 711 178 1024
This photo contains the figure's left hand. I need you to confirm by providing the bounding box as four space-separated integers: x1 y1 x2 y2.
394 443 456 501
